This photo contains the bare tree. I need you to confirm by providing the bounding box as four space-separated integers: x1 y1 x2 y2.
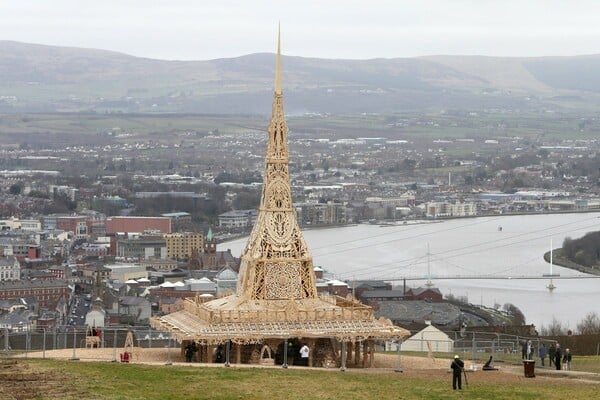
540 317 567 336
576 312 600 335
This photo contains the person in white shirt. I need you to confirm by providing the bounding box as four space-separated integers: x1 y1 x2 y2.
299 344 310 366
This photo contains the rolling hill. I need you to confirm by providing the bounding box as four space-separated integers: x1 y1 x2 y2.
1 40 600 114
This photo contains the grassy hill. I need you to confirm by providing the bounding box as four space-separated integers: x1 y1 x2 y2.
3 357 600 400
2 40 600 114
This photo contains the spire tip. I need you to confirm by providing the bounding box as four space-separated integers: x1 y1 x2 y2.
275 25 282 95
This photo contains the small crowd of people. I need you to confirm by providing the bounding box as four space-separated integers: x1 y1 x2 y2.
525 341 573 371
182 341 312 365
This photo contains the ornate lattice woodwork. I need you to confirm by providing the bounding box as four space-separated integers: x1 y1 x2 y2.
150 31 410 352
235 57 316 300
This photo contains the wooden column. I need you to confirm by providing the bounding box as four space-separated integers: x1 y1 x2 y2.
347 342 353 367
354 341 361 366
207 345 215 363
368 340 374 368
362 341 368 368
236 343 242 364
308 339 316 367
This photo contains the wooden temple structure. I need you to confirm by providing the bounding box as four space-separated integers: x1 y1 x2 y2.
150 30 410 368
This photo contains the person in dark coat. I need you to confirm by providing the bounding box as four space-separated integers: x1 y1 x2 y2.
450 355 465 390
539 343 547 367
482 355 498 371
548 344 556 367
185 343 195 362
554 343 562 370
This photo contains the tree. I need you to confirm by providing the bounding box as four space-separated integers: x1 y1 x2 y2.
576 312 600 335
232 190 260 210
401 158 416 170
9 183 22 195
540 317 566 336
502 303 525 325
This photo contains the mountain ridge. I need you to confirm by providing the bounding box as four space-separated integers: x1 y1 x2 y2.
2 40 600 114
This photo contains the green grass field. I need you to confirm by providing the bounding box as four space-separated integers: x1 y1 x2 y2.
4 358 600 400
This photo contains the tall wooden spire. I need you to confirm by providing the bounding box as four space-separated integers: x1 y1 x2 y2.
275 23 282 95
236 29 317 300
150 31 410 350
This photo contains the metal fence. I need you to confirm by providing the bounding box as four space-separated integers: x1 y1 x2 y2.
1 326 176 363
2 327 576 366
381 330 560 365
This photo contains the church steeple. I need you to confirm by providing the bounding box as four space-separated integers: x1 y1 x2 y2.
236 29 317 300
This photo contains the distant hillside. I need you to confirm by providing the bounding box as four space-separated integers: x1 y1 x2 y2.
2 40 600 114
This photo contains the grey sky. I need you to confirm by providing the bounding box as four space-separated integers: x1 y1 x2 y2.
1 0 599 60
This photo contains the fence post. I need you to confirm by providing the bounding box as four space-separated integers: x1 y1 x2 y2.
25 323 31 359
3 328 8 357
471 332 476 362
394 339 403 373
71 327 79 361
112 329 117 363
165 336 172 365
43 328 47 359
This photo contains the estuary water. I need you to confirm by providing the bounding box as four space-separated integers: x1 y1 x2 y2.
223 212 600 331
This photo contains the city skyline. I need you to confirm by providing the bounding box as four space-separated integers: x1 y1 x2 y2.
1 1 599 61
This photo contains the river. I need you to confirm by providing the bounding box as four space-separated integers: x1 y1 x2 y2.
222 212 600 331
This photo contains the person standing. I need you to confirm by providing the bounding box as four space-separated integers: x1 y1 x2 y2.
450 355 465 390
526 340 533 360
555 343 562 370
299 344 310 366
563 348 572 370
548 344 556 367
539 343 547 367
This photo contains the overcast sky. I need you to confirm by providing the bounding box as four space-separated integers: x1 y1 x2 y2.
1 1 599 60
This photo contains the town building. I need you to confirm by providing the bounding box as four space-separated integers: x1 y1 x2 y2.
0 279 69 309
56 215 89 240
425 201 477 218
295 201 346 226
105 216 172 235
196 229 239 270
104 264 148 283
115 234 167 260
161 212 193 232
218 209 257 229
164 232 203 260
0 256 20 281
0 217 42 232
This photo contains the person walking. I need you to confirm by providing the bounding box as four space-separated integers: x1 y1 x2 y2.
548 343 556 368
563 348 572 370
450 355 465 390
555 343 562 370
526 340 533 360
299 344 310 366
539 343 547 367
